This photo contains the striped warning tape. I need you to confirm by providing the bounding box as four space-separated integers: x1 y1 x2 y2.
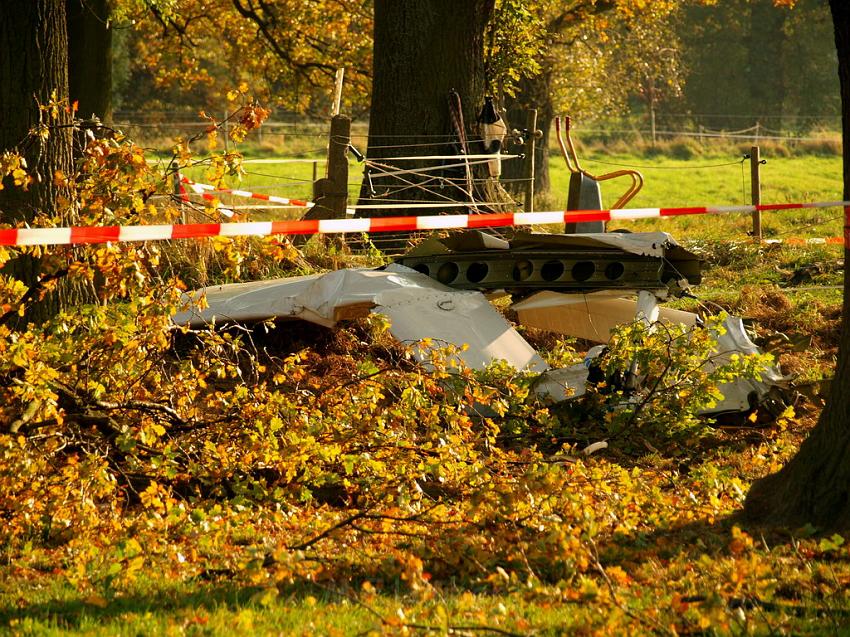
180 176 315 208
0 201 847 247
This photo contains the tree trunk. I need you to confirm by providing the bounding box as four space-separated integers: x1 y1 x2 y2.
356 0 495 251
0 0 74 322
502 71 552 201
67 0 112 123
743 0 850 531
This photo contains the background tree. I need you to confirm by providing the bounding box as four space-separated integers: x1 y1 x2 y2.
119 0 373 115
677 0 838 130
499 0 682 200
743 0 850 530
67 0 112 122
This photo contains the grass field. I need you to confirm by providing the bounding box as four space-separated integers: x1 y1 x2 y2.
4 142 849 636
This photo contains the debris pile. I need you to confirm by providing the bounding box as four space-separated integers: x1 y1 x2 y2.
174 231 786 416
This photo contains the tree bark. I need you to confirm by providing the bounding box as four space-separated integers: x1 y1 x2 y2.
67 0 112 123
0 0 74 223
743 0 850 531
0 0 74 322
355 0 496 251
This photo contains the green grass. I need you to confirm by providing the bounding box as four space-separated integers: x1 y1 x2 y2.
7 517 850 636
552 152 844 240
1 578 376 636
6 559 850 636
1 577 598 636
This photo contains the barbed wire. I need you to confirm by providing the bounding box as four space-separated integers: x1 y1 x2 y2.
242 171 315 183
583 156 746 170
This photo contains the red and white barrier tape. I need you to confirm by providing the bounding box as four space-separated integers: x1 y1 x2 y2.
180 176 314 208
1 201 847 247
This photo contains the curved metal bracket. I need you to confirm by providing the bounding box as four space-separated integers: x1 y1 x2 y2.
592 169 644 209
556 114 644 209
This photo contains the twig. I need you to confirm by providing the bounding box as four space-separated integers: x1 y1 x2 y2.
590 539 674 636
288 511 368 551
309 581 528 637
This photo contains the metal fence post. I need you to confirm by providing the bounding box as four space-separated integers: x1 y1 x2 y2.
524 109 538 212
751 145 762 241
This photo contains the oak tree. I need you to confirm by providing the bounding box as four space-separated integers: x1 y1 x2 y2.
67 0 112 122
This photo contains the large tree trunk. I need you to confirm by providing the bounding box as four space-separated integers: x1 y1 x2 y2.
0 0 74 223
67 0 112 123
355 0 496 251
0 0 74 322
743 0 850 531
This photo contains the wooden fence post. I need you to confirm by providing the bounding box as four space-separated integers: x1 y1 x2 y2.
751 145 762 241
293 115 350 246
305 115 350 219
332 68 345 117
524 109 538 212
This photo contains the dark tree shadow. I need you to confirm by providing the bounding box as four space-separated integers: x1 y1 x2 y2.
0 580 337 631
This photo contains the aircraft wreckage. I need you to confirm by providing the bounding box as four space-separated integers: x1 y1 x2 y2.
173 230 786 416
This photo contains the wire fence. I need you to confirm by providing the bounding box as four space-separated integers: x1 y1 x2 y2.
128 111 843 255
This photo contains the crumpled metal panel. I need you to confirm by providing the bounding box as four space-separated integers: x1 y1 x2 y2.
172 264 546 373
510 291 787 414
512 290 699 343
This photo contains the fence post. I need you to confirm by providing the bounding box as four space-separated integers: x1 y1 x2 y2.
306 115 350 220
751 145 762 242
524 109 538 212
293 115 350 246
170 160 187 225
